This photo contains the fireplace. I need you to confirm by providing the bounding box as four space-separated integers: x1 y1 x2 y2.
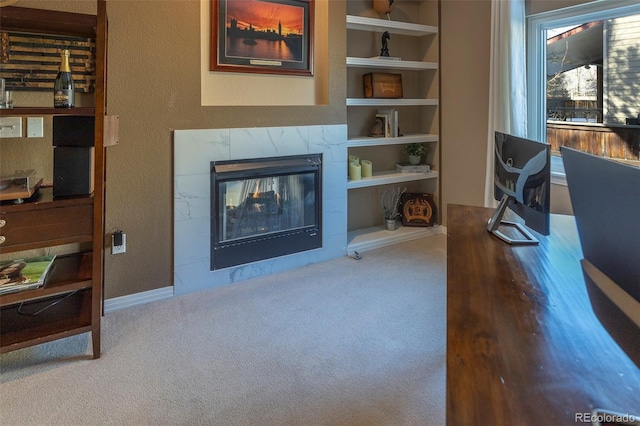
173 124 347 296
211 154 322 270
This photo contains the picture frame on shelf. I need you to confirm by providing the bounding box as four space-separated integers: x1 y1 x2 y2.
400 193 437 227
210 0 314 76
375 113 390 137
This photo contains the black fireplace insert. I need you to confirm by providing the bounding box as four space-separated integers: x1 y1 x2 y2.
210 154 322 270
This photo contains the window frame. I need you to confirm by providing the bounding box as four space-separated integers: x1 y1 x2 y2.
526 0 640 185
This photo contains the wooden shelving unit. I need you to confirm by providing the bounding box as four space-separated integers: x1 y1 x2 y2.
0 2 109 359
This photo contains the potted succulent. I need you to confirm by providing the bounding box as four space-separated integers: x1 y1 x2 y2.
404 143 427 165
380 187 406 231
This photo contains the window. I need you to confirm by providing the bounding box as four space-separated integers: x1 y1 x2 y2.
527 0 640 182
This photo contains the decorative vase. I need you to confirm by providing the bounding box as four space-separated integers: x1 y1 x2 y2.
386 219 397 231
408 155 421 165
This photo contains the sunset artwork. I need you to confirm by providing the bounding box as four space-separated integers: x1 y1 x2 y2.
211 0 313 76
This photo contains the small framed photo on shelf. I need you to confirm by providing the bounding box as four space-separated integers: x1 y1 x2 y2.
375 113 390 137
400 193 437 227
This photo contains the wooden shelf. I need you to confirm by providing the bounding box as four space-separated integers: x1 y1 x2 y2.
0 289 92 353
348 170 438 189
346 15 438 36
347 223 444 255
348 133 438 148
1 187 94 252
0 6 97 38
0 252 93 307
0 107 95 116
0 187 93 212
347 98 438 107
347 57 438 70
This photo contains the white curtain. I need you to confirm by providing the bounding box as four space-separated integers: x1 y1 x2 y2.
484 0 528 207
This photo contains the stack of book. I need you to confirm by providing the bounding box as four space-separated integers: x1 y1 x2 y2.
396 163 431 173
0 255 56 295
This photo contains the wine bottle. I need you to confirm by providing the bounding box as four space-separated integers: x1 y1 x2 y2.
54 49 74 108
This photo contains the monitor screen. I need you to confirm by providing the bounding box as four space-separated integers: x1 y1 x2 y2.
562 146 640 368
488 132 551 244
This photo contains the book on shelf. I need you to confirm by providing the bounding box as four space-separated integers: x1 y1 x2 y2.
396 163 431 173
377 108 399 138
0 255 56 295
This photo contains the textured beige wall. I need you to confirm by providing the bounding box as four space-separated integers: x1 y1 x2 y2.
440 0 491 223
102 0 343 299
2 0 592 299
440 0 595 225
4 0 344 299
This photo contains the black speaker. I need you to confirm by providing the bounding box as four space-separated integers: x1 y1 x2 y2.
53 147 95 197
53 116 95 147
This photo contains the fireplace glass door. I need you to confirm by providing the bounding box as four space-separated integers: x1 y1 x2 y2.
211 154 322 270
220 173 316 241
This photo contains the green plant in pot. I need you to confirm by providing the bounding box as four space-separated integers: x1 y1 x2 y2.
404 143 427 165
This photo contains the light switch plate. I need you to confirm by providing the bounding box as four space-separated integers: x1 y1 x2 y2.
0 117 22 138
27 117 44 138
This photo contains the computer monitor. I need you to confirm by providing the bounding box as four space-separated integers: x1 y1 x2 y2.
562 146 640 368
487 132 551 244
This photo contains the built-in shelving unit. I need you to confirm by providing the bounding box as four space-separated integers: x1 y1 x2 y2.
346 57 438 70
348 133 438 148
347 170 439 189
346 1 441 252
346 15 437 36
346 98 438 106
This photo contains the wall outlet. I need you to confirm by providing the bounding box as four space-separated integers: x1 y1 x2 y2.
0 117 22 138
27 117 44 138
111 231 126 254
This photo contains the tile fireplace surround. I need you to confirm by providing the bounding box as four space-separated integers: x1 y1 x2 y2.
174 125 348 296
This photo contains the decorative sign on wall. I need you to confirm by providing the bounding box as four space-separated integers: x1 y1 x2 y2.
0 31 95 92
210 0 313 76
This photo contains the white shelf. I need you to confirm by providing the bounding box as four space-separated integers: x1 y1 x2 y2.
348 133 438 148
346 15 438 36
347 57 438 71
347 223 445 255
347 98 438 107
348 170 438 189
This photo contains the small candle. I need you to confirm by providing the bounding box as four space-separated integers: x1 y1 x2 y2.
361 159 372 177
349 162 362 180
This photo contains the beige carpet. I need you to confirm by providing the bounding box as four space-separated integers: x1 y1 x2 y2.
0 235 447 426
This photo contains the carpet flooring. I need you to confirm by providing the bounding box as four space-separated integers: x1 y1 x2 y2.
0 235 447 426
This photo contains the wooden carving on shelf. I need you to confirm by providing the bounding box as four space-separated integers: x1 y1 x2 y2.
400 193 436 227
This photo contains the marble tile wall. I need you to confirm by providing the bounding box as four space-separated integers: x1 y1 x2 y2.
173 125 348 296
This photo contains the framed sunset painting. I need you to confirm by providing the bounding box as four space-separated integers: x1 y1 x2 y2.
211 0 314 76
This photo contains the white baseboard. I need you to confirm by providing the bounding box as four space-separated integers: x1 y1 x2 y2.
347 224 446 255
104 286 174 313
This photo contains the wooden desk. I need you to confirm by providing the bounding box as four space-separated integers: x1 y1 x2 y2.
446 204 640 425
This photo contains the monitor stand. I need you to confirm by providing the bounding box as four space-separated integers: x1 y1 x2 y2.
487 193 539 245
